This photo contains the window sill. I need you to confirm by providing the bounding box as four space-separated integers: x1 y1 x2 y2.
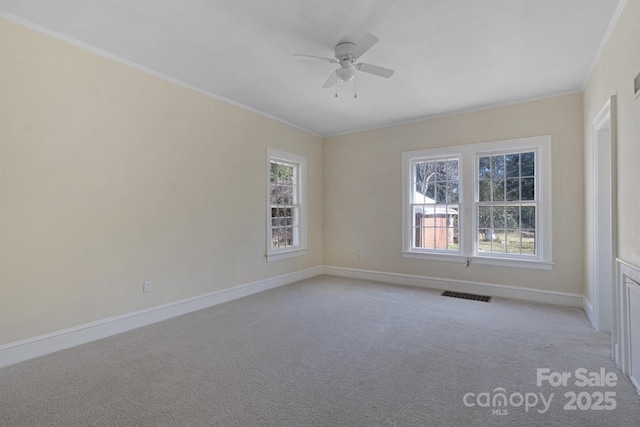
266 248 307 262
401 251 553 270
472 256 553 270
401 251 467 264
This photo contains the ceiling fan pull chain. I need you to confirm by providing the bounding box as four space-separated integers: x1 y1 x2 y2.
354 73 357 99
335 73 338 98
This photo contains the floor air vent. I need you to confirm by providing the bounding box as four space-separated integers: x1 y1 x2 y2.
441 290 491 302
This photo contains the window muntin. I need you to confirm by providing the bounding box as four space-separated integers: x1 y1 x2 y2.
266 149 306 261
476 151 537 257
410 157 460 252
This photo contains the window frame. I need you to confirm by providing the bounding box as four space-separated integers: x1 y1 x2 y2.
266 148 307 262
402 135 552 270
407 153 463 256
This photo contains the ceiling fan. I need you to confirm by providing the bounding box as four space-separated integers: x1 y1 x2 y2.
293 33 395 89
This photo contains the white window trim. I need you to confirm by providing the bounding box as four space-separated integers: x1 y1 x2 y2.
266 148 307 262
405 152 464 256
402 135 553 270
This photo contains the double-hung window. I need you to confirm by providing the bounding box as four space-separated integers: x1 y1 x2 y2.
403 135 552 269
266 148 307 262
409 155 461 253
476 150 537 257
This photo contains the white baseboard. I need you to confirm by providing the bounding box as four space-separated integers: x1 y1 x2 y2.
0 265 585 369
583 296 594 326
322 266 583 307
0 266 322 368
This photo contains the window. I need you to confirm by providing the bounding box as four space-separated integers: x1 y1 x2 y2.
403 135 552 270
266 148 306 261
410 156 460 253
477 151 536 256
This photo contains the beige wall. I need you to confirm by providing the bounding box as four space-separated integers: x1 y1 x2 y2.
323 93 585 295
0 19 323 344
583 0 640 304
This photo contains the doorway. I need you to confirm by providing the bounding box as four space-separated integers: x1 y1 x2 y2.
591 96 617 336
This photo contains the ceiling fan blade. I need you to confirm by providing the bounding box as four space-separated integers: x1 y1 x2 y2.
322 71 338 88
293 54 338 63
350 33 379 59
356 63 395 78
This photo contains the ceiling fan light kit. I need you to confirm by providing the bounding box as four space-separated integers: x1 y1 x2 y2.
293 33 394 98
336 66 355 82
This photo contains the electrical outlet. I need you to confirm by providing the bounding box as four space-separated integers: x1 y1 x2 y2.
143 280 152 293
357 254 362 261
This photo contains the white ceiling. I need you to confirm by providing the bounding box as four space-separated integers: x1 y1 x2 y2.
0 0 622 137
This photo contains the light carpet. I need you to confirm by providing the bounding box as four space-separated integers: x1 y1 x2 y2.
1 275 639 426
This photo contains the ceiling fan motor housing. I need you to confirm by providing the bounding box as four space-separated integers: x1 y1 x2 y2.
335 42 356 62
